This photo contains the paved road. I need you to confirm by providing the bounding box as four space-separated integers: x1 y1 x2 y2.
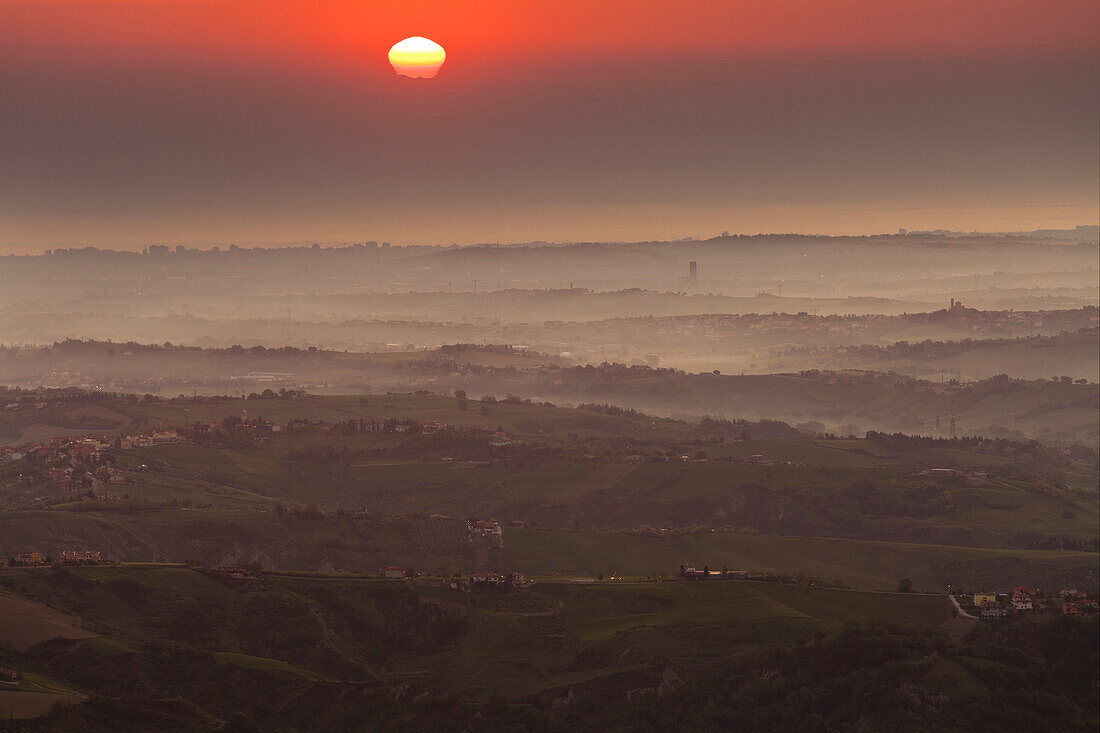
949 594 977 619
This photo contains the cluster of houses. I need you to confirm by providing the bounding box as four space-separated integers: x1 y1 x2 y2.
1 434 133 500
381 566 530 591
679 565 749 581
1059 589 1097 616
61 549 102 564
2 434 114 465
119 430 185 449
9 552 46 567
214 565 258 581
467 518 503 543
920 467 990 480
5 549 102 566
972 587 1098 619
451 571 530 591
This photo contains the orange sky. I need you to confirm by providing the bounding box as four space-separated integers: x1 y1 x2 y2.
1 1 1097 250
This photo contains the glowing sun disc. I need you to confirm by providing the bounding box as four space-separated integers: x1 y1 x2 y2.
389 36 446 78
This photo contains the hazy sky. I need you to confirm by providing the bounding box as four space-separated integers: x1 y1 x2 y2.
2 0 1098 252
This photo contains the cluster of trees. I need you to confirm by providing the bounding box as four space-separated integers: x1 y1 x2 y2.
1026 536 1100 551
845 479 956 518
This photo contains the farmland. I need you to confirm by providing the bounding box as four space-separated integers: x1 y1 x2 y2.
0 389 1095 729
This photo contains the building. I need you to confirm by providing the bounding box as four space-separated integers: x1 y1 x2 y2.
973 593 996 607
0 666 21 683
928 468 960 476
978 601 1007 620
61 549 101 565
216 566 254 580
688 261 698 282
1062 602 1082 616
470 571 506 588
468 519 503 538
383 566 407 580
13 552 45 566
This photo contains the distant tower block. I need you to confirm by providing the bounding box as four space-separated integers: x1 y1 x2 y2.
949 414 957 439
689 261 698 282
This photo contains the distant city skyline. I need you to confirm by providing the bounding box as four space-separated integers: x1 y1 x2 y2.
7 222 1100 258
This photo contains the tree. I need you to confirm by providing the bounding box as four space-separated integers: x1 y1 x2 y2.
897 578 913 593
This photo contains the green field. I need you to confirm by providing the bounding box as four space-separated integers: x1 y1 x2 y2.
505 528 1100 592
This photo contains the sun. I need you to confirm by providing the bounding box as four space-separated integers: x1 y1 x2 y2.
388 37 446 79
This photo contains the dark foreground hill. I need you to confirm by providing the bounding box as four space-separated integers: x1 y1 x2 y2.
0 565 1095 731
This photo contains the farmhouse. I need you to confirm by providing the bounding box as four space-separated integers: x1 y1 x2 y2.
468 519 503 538
0 666 21 683
13 552 46 566
470 571 506 588
928 468 960 476
1011 586 1035 611
216 566 254 580
978 601 1008 620
383 565 407 580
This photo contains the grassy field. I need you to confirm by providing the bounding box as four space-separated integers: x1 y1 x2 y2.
504 528 1100 592
58 429 1093 548
385 577 951 699
536 580 948 641
0 592 98 651
213 652 329 681
0 689 86 720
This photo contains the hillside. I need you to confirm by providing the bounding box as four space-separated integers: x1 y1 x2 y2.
2 308 1098 394
0 564 1095 731
1 392 1096 592
2 346 1097 445
767 328 1100 382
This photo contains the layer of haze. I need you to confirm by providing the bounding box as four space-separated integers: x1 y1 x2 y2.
1 0 1098 252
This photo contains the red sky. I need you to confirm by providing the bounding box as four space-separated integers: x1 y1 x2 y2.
1 0 1098 249
7 1 1099 58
